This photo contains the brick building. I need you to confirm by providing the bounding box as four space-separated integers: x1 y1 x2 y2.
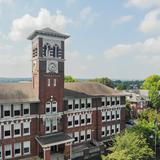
0 28 126 160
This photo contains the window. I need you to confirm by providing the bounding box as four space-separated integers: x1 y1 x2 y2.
23 141 30 155
116 101 119 105
14 123 21 137
74 132 79 144
87 114 92 124
107 111 111 121
23 104 30 116
102 97 106 106
107 97 111 106
116 124 120 133
112 110 116 120
48 79 51 87
68 116 73 128
52 118 57 132
14 143 21 157
23 122 30 136
4 105 11 117
80 130 85 142
87 129 91 141
74 115 79 127
102 127 105 137
45 101 57 114
74 99 80 110
46 102 51 114
52 101 57 112
53 79 56 87
111 125 115 135
80 114 86 126
5 144 12 159
87 98 92 108
102 112 106 122
107 126 110 136
14 105 21 117
116 110 120 120
111 97 115 106
68 99 73 110
45 120 51 134
4 124 11 138
107 101 110 105
81 99 86 109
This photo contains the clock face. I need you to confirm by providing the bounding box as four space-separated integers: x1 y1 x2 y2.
48 62 57 72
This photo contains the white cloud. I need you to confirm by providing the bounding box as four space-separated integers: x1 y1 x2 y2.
104 37 160 67
112 15 133 26
126 0 160 9
80 6 92 20
9 8 72 41
0 0 14 5
66 0 76 5
139 9 160 33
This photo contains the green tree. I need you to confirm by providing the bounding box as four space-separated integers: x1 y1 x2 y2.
104 131 154 160
142 74 160 90
64 75 79 83
88 77 114 88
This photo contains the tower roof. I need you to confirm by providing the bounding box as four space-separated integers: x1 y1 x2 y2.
27 27 70 40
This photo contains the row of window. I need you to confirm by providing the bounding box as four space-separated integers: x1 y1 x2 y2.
47 78 56 87
1 122 30 139
68 114 92 128
68 98 92 110
45 118 57 134
101 97 121 106
45 101 57 114
102 110 120 122
101 124 120 137
0 104 30 118
69 129 92 144
0 141 30 159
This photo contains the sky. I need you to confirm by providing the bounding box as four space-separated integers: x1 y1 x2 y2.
0 0 160 80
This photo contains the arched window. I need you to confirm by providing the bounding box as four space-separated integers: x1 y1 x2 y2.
45 100 57 114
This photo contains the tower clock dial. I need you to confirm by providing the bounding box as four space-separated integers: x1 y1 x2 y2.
47 60 58 73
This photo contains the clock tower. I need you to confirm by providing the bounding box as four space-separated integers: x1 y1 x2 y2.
28 28 69 135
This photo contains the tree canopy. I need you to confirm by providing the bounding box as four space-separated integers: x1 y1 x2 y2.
142 74 160 90
64 75 79 83
105 131 154 160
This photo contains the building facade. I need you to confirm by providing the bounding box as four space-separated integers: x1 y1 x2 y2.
0 28 126 160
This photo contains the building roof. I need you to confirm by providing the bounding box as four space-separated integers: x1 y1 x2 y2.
0 82 39 103
36 132 74 147
64 82 125 99
27 27 70 40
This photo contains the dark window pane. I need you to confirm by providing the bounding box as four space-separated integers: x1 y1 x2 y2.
46 127 50 131
24 147 29 153
87 103 90 108
24 109 29 115
81 135 84 140
75 104 79 109
4 111 10 116
81 103 85 108
5 130 10 136
24 128 29 134
15 149 20 154
52 107 56 112
75 120 78 125
107 102 110 105
87 134 90 139
102 102 105 106
87 118 90 123
68 121 72 126
81 119 85 124
5 150 11 156
68 105 72 109
14 110 20 116
46 108 50 113
52 126 56 131
15 129 20 135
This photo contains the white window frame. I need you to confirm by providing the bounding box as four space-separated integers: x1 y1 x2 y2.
102 97 106 106
14 123 21 137
23 141 30 155
74 115 79 127
4 105 11 118
53 79 56 87
52 101 57 113
45 119 51 134
74 99 80 110
111 125 115 135
86 113 92 125
52 118 57 132
107 126 111 136
46 102 51 114
87 98 92 108
4 124 11 139
5 144 12 159
102 126 105 137
81 98 86 109
14 105 21 117
87 129 91 141
68 116 73 128
107 111 111 121
68 99 73 110
116 124 120 133
107 97 111 106
14 143 21 157
102 111 106 122
74 132 79 144
48 79 51 87
23 103 30 116
23 122 30 136
112 110 116 121
80 114 86 126
116 109 120 120
80 130 85 142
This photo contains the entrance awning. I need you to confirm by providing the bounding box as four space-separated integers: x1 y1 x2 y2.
36 132 74 148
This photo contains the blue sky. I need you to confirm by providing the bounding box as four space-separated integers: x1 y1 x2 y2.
0 0 160 80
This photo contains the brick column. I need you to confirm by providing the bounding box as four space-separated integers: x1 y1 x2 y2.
64 142 71 160
43 147 51 160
